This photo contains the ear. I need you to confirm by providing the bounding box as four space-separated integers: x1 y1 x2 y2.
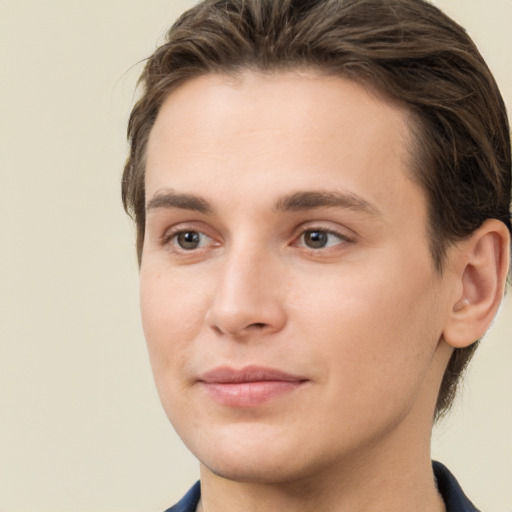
443 219 510 349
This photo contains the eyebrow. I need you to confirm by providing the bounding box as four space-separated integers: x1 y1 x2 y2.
146 190 213 214
146 189 380 217
274 190 381 216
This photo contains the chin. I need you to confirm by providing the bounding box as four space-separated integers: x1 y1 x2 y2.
179 422 317 484
204 457 291 484
200 449 322 485
181 419 356 487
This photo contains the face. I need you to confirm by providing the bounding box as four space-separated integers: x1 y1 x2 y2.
141 71 454 484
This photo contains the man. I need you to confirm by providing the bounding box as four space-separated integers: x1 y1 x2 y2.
122 1 511 511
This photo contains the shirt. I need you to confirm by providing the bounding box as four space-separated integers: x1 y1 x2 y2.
164 461 480 512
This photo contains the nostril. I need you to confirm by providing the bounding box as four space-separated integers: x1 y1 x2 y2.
249 322 267 329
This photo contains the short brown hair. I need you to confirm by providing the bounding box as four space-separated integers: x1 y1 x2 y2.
122 0 511 418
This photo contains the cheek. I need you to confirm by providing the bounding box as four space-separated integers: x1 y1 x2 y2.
139 268 208 375
139 268 214 430
293 258 444 397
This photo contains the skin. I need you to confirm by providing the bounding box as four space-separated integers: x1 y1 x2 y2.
140 71 463 512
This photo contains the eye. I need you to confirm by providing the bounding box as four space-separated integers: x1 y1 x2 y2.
299 229 346 249
169 230 213 251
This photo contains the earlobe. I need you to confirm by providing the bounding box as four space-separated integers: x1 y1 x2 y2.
443 219 510 349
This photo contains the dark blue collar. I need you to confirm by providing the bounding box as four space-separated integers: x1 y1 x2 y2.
433 461 480 511
165 462 479 512
164 481 200 512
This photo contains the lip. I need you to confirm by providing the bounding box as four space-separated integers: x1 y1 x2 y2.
198 365 308 407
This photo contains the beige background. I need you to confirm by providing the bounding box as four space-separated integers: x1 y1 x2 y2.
0 1 510 511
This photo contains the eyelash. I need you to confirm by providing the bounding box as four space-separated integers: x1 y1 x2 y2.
162 228 215 251
294 228 352 250
161 225 353 254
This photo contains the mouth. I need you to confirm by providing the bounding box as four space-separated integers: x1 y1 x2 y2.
198 365 309 407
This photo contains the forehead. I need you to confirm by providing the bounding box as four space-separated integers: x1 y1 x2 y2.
148 70 412 159
145 70 424 224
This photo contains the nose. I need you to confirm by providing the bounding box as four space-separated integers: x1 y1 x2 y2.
205 248 287 339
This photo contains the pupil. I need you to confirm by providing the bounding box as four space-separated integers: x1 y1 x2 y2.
305 230 327 248
178 231 200 249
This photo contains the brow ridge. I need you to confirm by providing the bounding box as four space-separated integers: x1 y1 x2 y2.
274 190 380 216
146 189 380 217
146 190 213 214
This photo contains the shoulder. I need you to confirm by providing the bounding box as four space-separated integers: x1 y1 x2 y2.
433 461 480 512
163 481 201 512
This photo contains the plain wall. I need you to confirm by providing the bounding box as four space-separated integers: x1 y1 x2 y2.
0 1 510 511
